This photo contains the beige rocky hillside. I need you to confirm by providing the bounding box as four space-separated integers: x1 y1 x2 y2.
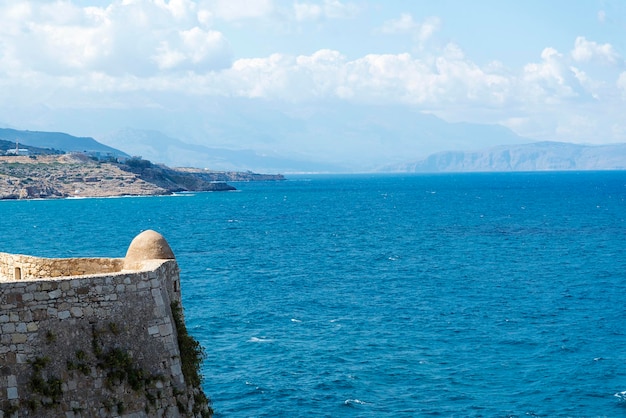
0 154 239 199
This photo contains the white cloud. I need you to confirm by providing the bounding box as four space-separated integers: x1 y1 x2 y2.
0 2 624 146
294 3 322 21
571 36 619 64
177 43 513 109
293 0 359 21
227 53 295 98
295 49 346 97
204 0 274 21
618 71 626 93
0 0 232 76
156 0 197 21
153 27 230 70
522 47 580 102
322 0 358 19
380 13 415 33
379 14 441 43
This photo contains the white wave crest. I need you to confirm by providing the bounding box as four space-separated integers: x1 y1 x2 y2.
344 399 368 406
248 337 273 343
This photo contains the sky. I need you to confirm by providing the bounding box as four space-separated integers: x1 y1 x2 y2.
0 0 625 166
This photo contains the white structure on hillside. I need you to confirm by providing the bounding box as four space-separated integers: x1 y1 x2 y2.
5 140 29 156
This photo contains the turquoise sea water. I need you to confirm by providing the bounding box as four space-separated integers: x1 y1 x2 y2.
1 172 626 417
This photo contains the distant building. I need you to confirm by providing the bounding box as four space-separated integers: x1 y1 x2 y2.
5 141 29 156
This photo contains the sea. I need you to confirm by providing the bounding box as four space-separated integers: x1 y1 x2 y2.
1 172 626 417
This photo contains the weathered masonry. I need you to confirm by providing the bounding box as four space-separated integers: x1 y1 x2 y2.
0 230 211 417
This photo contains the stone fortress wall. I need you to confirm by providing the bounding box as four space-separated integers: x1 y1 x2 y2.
0 230 211 417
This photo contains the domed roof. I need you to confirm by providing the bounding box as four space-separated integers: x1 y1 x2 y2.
124 230 175 270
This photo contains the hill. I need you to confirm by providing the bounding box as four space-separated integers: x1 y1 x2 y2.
0 128 128 157
0 138 65 155
388 142 626 172
99 128 345 173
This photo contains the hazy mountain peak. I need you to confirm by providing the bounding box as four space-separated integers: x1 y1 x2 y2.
388 141 626 172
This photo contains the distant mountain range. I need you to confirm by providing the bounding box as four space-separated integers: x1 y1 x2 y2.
388 141 626 172
99 128 343 173
95 101 533 173
2 126 625 173
2 99 535 172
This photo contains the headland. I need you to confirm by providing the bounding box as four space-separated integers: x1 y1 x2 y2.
0 154 284 200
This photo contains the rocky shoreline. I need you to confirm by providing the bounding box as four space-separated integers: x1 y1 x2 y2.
0 154 284 199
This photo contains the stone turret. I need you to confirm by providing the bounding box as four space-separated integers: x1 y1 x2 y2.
124 229 176 270
0 231 212 417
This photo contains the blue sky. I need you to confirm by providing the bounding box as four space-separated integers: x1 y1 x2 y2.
223 1 622 65
0 0 625 166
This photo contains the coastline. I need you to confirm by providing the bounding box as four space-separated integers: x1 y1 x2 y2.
0 154 283 200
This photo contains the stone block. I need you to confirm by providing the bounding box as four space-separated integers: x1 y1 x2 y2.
76 287 90 295
20 311 33 322
33 309 48 320
34 292 48 301
70 307 83 318
7 386 18 399
58 310 71 320
151 289 164 307
158 323 173 337
2 323 15 333
137 280 150 289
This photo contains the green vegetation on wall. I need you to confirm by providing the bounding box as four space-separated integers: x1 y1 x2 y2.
171 301 213 417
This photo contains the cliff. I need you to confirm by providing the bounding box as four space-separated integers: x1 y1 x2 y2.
390 141 626 172
0 230 212 417
173 167 286 182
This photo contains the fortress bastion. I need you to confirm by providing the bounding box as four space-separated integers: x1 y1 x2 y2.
0 230 211 417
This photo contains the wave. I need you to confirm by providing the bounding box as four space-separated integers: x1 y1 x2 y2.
344 399 369 407
248 337 274 343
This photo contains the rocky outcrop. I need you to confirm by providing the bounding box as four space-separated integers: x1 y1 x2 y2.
167 167 286 182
